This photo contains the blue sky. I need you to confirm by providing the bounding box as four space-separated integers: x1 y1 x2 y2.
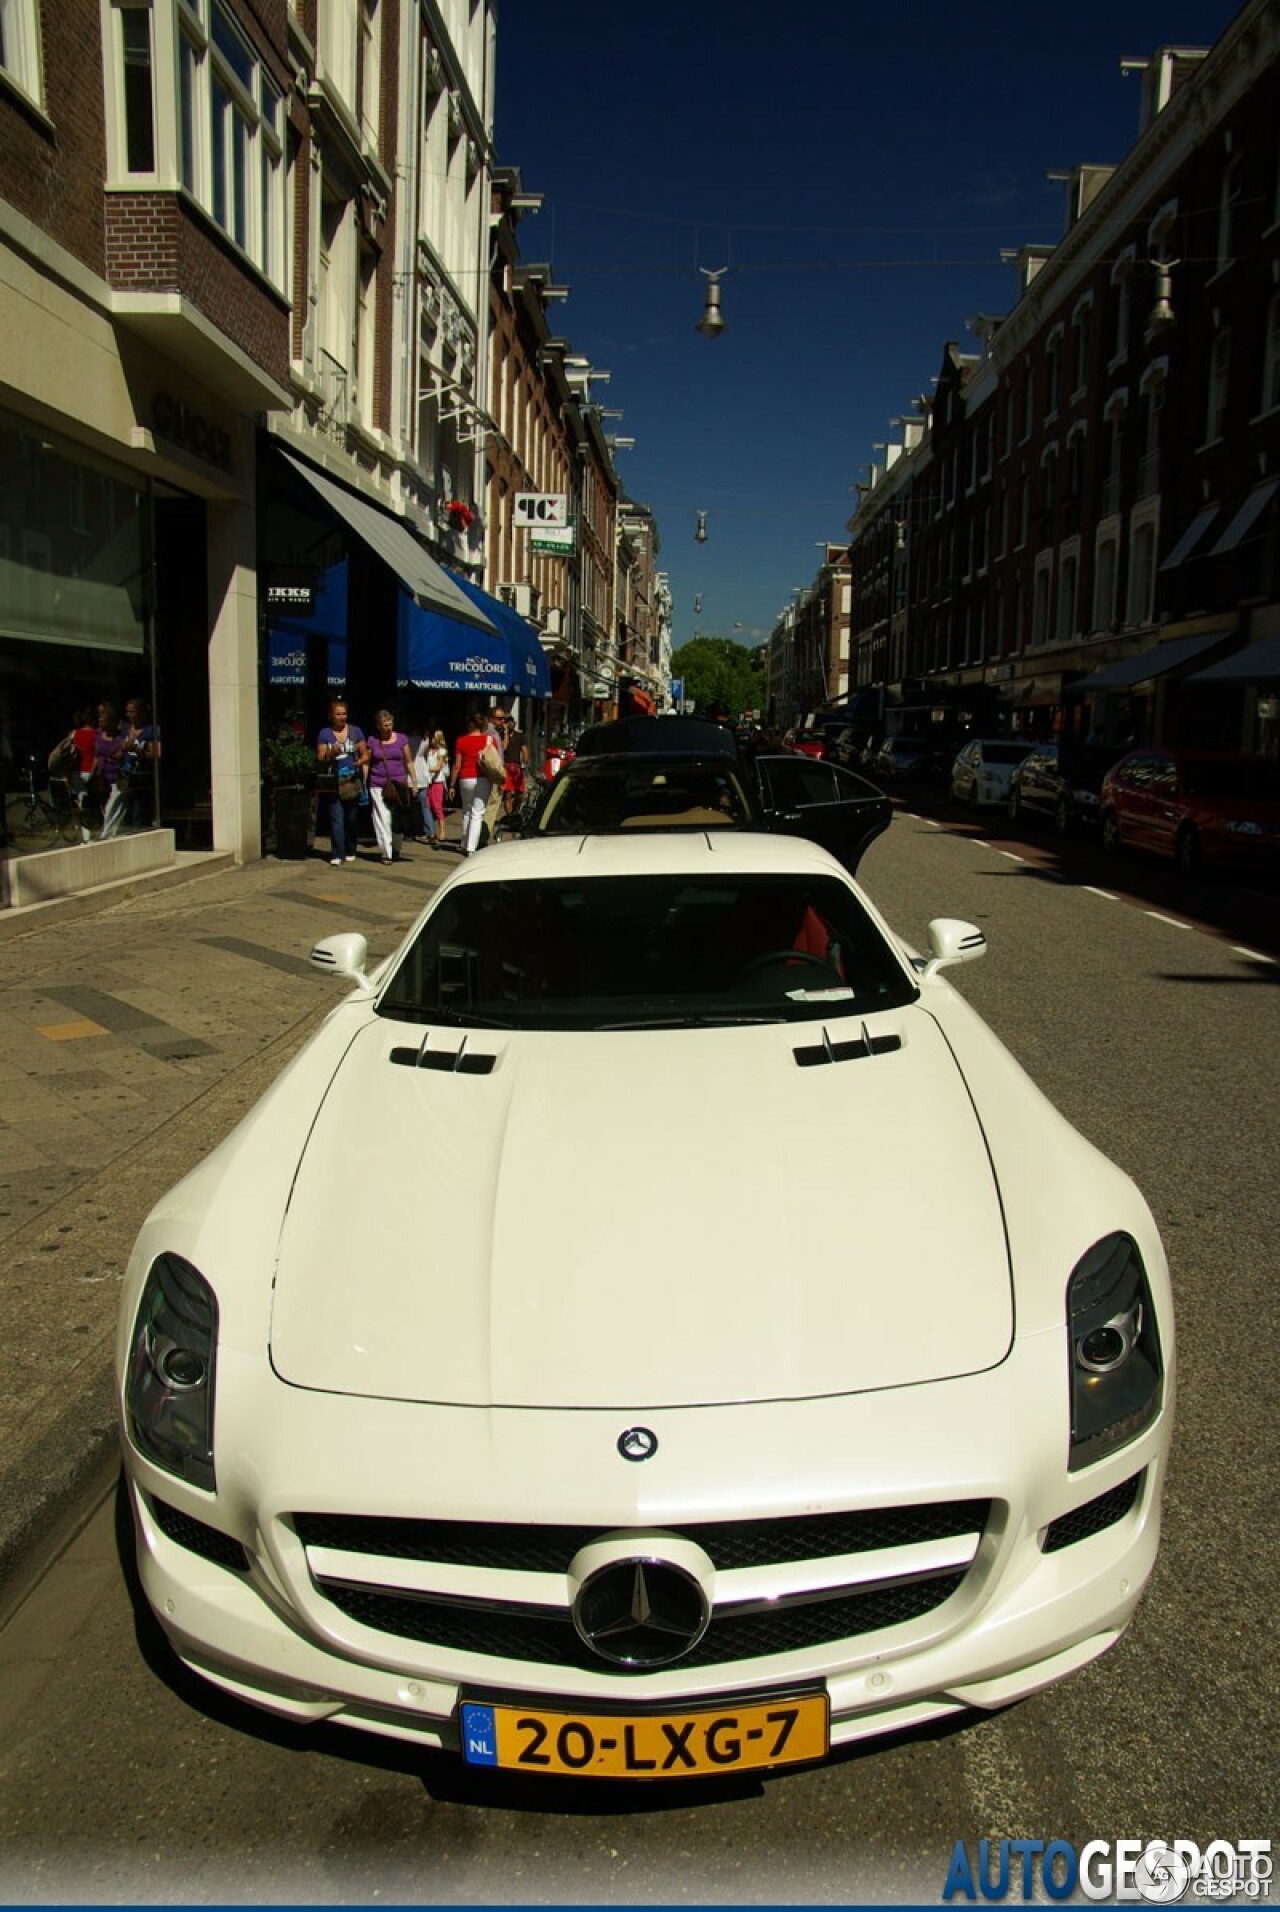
492 1 1242 652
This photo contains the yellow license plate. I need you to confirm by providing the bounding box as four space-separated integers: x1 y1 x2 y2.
459 1693 828 1778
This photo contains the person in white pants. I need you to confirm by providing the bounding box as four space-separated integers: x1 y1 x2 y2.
449 709 496 856
361 709 415 864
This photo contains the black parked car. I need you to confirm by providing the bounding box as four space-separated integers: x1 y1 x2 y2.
507 714 893 876
865 734 952 790
1007 743 1126 836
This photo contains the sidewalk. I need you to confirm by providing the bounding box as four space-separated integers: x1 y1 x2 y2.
0 832 458 1621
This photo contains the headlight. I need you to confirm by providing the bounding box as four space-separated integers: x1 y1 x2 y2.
125 1254 218 1491
1067 1233 1162 1472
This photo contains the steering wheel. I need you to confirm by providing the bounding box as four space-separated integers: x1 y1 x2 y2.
739 948 834 981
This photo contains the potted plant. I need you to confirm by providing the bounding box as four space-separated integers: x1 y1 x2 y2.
263 733 317 860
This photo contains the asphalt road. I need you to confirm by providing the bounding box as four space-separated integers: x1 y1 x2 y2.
0 815 1275 1906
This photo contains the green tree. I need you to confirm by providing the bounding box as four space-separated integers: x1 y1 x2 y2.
671 637 762 718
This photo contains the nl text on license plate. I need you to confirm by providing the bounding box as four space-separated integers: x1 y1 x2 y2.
459 1694 828 1778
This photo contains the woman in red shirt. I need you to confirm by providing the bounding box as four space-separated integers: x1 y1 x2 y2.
449 709 499 856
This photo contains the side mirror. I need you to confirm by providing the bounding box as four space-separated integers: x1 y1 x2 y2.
922 918 986 980
310 931 373 989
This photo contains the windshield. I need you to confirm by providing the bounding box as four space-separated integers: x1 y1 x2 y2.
377 874 918 1030
981 742 1033 764
536 763 754 833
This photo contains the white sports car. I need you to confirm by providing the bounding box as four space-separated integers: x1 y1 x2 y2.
117 831 1173 1781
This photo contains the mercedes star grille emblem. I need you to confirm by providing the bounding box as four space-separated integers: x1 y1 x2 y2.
617 1425 658 1462
573 1557 710 1668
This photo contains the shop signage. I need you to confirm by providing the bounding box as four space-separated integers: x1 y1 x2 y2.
267 567 318 614
151 392 232 471
531 522 576 554
514 492 568 527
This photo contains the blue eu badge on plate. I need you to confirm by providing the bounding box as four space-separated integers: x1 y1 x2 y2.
460 1702 498 1767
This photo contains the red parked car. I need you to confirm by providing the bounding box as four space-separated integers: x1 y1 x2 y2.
1100 750 1280 876
785 729 828 761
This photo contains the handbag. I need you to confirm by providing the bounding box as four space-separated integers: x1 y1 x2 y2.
384 778 412 810
336 768 363 804
478 742 504 781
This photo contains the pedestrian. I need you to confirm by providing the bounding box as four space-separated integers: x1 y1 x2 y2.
102 697 161 837
413 727 450 849
481 705 509 842
362 707 415 864
315 697 365 866
85 701 126 839
449 708 499 856
502 721 528 818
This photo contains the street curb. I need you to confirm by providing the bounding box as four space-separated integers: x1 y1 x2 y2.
0 991 332 1626
0 852 238 943
0 1368 120 1634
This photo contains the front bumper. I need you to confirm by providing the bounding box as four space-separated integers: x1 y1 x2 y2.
123 1327 1171 1760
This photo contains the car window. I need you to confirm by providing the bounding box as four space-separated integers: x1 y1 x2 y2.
981 742 1034 765
758 757 846 808
377 874 918 1030
536 764 752 832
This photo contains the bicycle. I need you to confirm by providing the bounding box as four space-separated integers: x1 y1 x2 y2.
7 754 84 847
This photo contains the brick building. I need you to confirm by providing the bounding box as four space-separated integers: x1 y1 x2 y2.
849 2 1280 759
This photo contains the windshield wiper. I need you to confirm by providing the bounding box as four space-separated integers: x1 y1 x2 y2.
598 1013 787 1029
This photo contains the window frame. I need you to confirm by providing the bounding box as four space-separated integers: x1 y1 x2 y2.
0 0 45 110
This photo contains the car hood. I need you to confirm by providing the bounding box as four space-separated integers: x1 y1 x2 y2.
269 1013 1012 1408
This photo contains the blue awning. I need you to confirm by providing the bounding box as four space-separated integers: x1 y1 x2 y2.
451 575 551 698
397 574 551 697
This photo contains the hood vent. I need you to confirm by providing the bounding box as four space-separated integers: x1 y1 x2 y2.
389 1036 497 1076
794 1023 902 1069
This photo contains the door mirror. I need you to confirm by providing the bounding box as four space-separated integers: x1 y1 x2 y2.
922 918 987 979
310 932 373 988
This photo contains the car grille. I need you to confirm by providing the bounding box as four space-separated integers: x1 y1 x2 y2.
152 1497 249 1573
293 1500 988 1676
1041 1473 1141 1553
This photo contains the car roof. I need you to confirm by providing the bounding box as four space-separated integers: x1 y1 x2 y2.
573 715 738 758
443 829 847 885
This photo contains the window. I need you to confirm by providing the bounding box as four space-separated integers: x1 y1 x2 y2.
1057 549 1079 643
112 1 156 171
0 0 42 104
172 2 285 285
359 0 379 151
1205 328 1231 443
1031 561 1052 647
1022 368 1033 441
1111 258 1133 362
1262 294 1280 415
1215 156 1243 272
1128 520 1157 624
1094 535 1119 631
1071 301 1091 395
1045 334 1061 418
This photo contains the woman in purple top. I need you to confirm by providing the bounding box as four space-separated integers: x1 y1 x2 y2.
315 697 366 865
360 708 415 863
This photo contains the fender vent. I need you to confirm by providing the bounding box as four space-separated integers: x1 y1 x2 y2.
794 1023 902 1068
389 1041 496 1075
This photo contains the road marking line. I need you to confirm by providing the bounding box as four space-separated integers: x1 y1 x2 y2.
1144 910 1194 930
995 849 1027 863
973 840 990 849
1231 945 1277 966
1082 886 1120 900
